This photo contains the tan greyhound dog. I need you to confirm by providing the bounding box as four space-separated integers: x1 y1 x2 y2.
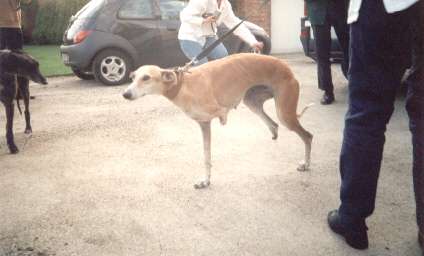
122 53 313 189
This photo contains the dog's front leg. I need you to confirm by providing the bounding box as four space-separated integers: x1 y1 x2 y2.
194 121 212 189
3 100 19 154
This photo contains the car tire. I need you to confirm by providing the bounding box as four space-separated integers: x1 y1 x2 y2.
92 49 133 86
71 67 94 80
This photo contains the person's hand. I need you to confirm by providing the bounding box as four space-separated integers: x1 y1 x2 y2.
202 15 217 24
251 42 264 53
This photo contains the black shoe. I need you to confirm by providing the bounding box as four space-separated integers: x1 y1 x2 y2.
320 92 335 105
327 210 369 250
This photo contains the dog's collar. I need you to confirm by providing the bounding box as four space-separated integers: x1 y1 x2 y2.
164 68 185 100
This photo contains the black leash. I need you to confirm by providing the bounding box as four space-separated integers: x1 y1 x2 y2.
183 0 271 69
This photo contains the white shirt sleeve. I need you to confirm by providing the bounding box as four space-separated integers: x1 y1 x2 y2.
348 0 419 24
180 0 207 27
221 1 258 47
383 0 419 13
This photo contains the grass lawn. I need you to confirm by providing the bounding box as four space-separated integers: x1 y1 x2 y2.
24 45 73 77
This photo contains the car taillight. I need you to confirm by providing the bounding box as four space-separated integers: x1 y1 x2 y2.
300 28 310 38
73 30 92 44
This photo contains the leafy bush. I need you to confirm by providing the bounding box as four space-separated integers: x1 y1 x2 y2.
31 0 89 44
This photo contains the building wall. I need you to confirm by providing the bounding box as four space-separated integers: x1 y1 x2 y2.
271 1 304 53
236 0 304 54
235 0 271 35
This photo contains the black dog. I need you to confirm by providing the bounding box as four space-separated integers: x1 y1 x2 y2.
0 49 47 154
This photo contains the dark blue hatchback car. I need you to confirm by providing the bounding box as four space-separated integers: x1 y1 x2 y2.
60 0 271 85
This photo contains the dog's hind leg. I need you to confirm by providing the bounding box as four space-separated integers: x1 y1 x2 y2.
277 113 312 171
243 85 279 140
290 121 312 171
18 77 32 134
195 121 212 189
274 80 313 171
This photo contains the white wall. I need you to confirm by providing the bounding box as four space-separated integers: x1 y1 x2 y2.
271 1 304 54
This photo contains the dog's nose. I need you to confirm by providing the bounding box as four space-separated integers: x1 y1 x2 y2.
122 91 132 100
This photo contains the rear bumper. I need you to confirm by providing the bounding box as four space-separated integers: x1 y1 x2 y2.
60 30 139 71
60 32 101 71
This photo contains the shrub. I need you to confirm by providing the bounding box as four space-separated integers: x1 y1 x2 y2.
30 0 89 44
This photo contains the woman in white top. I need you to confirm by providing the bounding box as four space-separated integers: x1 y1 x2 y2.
178 0 263 65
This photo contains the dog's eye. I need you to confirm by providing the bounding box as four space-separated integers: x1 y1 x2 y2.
142 75 151 81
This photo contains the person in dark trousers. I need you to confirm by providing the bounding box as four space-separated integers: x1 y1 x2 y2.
305 0 350 105
327 0 422 251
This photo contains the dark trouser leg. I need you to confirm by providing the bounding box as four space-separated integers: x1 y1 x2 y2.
0 27 23 49
312 23 333 93
332 18 349 79
327 0 350 78
407 74 424 236
405 1 424 236
338 0 413 223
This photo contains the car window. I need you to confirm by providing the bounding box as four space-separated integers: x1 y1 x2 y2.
75 0 105 19
159 0 187 20
118 0 155 19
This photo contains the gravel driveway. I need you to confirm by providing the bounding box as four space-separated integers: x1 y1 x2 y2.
0 54 420 256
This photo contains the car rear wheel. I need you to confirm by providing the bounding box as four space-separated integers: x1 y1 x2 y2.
71 67 94 80
93 49 133 86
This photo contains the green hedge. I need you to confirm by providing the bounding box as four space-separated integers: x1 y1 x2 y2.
31 0 89 44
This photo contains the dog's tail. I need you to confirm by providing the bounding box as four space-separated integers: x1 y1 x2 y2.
16 97 22 115
297 103 314 118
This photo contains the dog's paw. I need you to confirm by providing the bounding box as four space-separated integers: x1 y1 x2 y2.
9 144 19 154
270 125 278 140
194 180 210 189
297 162 310 172
24 128 32 135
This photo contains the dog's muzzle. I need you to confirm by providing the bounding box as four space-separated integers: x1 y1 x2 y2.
122 90 133 100
40 77 48 85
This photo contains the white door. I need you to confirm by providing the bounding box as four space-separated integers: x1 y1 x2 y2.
271 0 304 53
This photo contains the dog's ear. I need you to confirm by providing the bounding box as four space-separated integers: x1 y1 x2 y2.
161 70 177 85
129 71 135 81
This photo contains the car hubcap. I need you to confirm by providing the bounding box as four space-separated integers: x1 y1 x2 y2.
100 56 126 83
